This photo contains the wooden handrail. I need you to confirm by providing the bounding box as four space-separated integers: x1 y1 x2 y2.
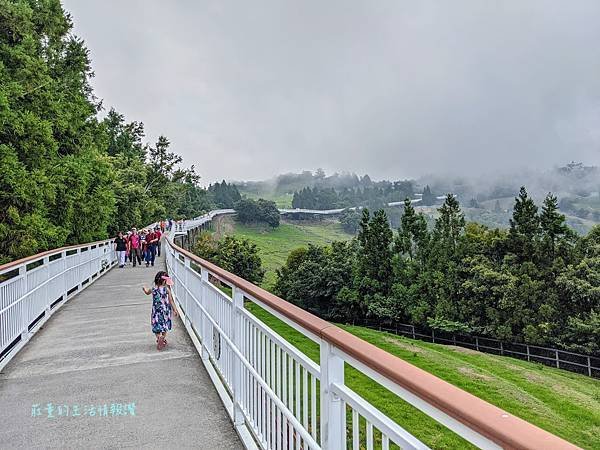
169 237 579 450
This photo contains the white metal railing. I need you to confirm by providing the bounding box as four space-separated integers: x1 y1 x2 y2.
172 209 236 234
0 240 117 370
165 232 577 450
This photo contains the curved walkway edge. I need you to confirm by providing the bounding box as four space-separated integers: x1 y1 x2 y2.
0 252 243 449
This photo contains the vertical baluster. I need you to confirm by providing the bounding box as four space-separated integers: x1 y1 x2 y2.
295 360 301 450
288 356 293 446
366 421 373 450
302 367 308 433
311 376 317 441
282 352 288 409
382 434 389 450
352 409 359 450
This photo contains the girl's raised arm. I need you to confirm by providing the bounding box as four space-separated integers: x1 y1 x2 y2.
142 285 152 295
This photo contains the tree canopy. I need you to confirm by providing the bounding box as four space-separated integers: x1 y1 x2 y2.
273 189 600 356
0 0 214 263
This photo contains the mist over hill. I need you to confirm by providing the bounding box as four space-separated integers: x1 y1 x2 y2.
233 162 600 233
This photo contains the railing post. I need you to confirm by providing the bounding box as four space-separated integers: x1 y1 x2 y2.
320 341 345 450
555 350 559 368
61 250 68 300
200 268 210 361
183 258 191 327
475 336 479 352
77 249 84 292
43 256 50 313
231 286 245 427
19 263 30 342
588 357 592 377
526 345 530 362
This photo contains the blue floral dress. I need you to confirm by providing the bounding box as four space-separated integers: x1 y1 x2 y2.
151 286 172 334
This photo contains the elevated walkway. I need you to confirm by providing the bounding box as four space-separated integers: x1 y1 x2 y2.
0 252 242 449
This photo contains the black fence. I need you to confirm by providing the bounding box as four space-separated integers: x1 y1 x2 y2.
359 320 600 379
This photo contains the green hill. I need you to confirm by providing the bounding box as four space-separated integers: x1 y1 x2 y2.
247 303 600 449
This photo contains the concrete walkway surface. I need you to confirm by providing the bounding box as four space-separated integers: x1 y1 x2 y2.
0 252 243 449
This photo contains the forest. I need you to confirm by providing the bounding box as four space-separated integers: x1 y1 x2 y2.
274 190 600 356
0 1 217 264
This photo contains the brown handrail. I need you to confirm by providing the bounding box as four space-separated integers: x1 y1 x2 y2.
0 238 114 273
169 238 579 450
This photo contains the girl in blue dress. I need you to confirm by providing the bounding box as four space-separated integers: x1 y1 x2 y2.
143 271 178 350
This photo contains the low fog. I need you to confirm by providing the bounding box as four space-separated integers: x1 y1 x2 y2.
63 1 600 183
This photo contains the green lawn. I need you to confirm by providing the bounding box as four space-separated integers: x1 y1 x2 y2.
222 217 352 288
239 191 294 208
245 302 600 449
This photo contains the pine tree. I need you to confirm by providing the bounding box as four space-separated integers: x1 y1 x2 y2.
508 187 539 261
540 193 571 260
434 194 465 251
421 185 436 206
397 198 428 260
357 209 393 298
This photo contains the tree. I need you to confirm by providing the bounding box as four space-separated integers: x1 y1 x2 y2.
215 236 265 284
434 194 465 252
0 1 215 262
339 209 361 234
539 193 573 262
396 198 428 261
234 198 280 227
193 233 265 284
421 185 436 206
356 209 393 299
508 187 539 261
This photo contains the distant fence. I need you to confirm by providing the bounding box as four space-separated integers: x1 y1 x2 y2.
359 320 600 379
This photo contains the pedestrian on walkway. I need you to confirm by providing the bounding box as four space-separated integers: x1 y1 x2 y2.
154 226 162 257
142 271 177 350
145 228 158 267
125 231 132 265
114 231 127 268
129 227 142 267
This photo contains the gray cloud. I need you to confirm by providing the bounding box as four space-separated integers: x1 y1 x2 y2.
63 0 600 184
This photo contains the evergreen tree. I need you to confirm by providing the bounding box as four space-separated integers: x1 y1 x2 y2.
434 194 465 252
508 187 539 261
539 193 572 261
356 209 393 298
421 185 436 205
396 198 428 260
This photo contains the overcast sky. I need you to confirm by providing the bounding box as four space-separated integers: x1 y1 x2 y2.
63 1 600 185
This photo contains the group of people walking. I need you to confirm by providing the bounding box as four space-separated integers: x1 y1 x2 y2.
113 220 179 351
114 223 166 268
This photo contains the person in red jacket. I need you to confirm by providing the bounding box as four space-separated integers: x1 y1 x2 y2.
145 229 158 267
129 228 142 267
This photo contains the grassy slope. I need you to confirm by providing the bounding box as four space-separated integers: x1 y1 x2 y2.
246 303 600 449
222 217 352 288
239 190 294 208
218 216 599 447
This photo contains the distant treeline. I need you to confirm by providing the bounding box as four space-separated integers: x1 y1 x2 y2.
291 182 414 210
207 181 242 208
274 189 600 356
